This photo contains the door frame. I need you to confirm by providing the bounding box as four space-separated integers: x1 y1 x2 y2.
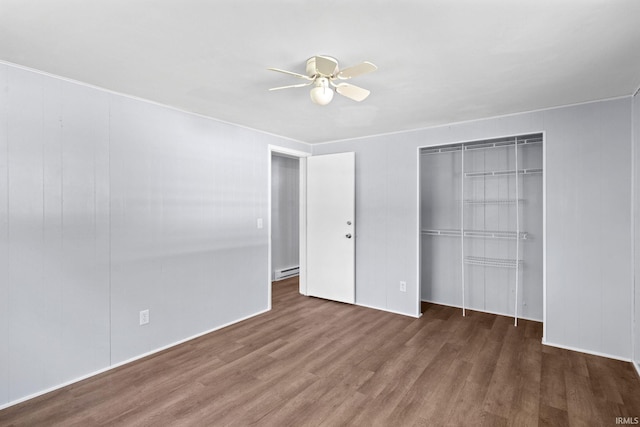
268 145 311 310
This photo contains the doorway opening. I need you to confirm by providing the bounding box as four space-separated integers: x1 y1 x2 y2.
271 153 300 280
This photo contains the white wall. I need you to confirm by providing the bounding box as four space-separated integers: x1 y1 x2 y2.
271 154 299 279
0 62 310 407
313 97 634 360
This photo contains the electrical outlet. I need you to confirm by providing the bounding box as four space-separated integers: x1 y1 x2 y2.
139 309 149 326
399 281 407 292
257 218 263 229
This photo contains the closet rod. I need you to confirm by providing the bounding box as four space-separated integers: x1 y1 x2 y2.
420 137 542 156
421 229 528 240
463 139 542 152
464 256 522 268
464 168 542 178
463 199 523 205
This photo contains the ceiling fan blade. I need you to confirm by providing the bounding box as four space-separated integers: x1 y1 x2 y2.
337 61 377 79
315 56 338 76
269 81 314 91
267 68 312 80
335 83 371 102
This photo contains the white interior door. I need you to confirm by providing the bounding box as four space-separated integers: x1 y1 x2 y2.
306 152 355 304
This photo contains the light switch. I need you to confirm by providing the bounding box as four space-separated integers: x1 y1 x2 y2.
257 218 263 229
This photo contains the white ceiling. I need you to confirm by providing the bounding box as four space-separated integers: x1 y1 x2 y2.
1 1 639 144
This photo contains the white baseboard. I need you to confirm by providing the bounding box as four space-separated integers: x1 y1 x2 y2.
355 302 420 318
542 339 632 363
0 308 271 411
421 299 542 323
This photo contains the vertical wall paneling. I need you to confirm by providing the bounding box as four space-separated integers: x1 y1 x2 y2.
385 141 419 314
0 64 9 405
40 75 63 387
271 154 299 280
108 97 270 364
3 68 113 401
598 100 634 357
0 62 310 407
314 99 633 360
543 101 632 358
349 140 390 310
7 67 47 400
59 81 111 382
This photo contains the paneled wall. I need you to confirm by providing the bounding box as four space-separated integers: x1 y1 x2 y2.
271 154 299 280
314 97 634 360
0 63 6 406
0 62 309 406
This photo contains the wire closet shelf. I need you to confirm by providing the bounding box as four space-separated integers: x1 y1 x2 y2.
420 133 543 327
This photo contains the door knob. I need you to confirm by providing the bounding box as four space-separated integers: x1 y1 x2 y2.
346 233 352 239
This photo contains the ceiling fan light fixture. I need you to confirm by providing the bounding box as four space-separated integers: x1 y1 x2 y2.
309 78 334 106
268 56 376 105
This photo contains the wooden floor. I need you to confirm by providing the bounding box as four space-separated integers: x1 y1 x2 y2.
1 277 639 426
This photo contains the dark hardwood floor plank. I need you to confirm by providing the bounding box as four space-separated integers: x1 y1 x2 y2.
539 403 570 427
565 370 605 426
540 350 570 412
444 378 490 426
1 276 639 426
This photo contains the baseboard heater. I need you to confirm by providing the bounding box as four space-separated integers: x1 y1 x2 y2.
274 266 299 281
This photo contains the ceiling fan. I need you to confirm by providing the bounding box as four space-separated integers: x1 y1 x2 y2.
268 56 377 106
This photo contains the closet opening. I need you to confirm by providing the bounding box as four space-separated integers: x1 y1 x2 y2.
419 133 544 326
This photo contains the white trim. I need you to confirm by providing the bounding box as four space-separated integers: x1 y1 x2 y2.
299 157 308 296
421 300 543 323
416 146 422 317
267 145 310 301
542 131 547 342
268 145 311 159
267 150 273 309
542 339 632 363
634 361 640 379
631 94 636 370
312 96 632 146
3 59 634 148
0 308 269 411
0 59 310 147
356 302 420 318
